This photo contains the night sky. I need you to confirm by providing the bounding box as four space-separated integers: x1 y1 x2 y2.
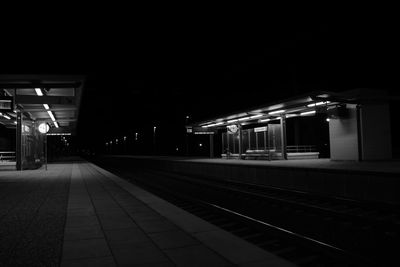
1 17 398 154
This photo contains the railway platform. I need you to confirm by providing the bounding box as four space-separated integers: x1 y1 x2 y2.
101 156 400 205
0 158 294 266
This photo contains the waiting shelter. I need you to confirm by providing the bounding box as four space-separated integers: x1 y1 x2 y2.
0 75 84 170
187 89 392 161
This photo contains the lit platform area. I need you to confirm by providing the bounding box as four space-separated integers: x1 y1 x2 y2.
100 156 400 205
0 159 293 266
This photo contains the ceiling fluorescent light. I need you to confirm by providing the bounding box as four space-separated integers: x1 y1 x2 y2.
238 116 250 121
43 104 49 110
214 122 224 125
307 101 330 107
260 118 271 122
3 115 11 120
268 110 285 115
227 119 238 123
47 110 56 121
35 88 43 96
54 121 59 128
300 110 316 116
250 114 263 119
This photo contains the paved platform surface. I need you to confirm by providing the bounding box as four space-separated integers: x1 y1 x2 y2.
0 160 294 266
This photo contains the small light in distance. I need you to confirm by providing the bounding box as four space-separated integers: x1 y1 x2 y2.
199 143 203 147
326 118 330 122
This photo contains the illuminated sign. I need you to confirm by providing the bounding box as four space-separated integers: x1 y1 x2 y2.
186 127 193 133
0 96 13 111
254 126 268 132
227 124 238 134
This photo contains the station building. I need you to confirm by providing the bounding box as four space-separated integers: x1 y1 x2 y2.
0 75 84 170
187 89 392 161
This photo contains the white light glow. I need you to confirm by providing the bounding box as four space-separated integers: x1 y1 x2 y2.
300 110 316 116
268 110 285 115
47 110 56 121
260 118 271 122
227 119 238 123
54 121 59 128
286 114 298 118
35 88 43 96
238 116 250 121
326 118 330 122
43 104 49 110
14 121 17 124
250 114 263 119
307 101 330 107
3 115 11 120
214 122 224 125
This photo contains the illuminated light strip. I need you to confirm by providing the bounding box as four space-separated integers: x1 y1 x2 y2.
286 114 298 118
300 110 316 116
227 119 238 123
47 133 71 136
268 109 285 115
35 88 43 96
249 114 263 119
214 122 224 126
54 121 59 128
3 115 10 120
43 104 49 110
307 101 330 107
260 118 271 122
47 110 56 122
238 116 251 121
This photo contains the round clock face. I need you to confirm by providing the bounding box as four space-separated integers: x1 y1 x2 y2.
38 123 49 134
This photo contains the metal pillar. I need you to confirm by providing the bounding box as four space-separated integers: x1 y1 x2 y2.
280 116 287 160
16 111 22 170
209 134 214 158
238 124 242 159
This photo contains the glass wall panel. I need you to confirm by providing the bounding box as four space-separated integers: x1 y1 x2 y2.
242 130 249 153
249 128 256 150
21 119 44 169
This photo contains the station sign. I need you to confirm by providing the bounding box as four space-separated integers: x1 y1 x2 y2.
254 126 268 132
0 96 13 111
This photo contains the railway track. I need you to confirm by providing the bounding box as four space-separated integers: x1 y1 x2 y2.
92 159 399 266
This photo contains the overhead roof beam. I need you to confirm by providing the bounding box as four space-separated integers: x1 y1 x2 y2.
21 107 77 112
0 82 81 89
15 95 75 105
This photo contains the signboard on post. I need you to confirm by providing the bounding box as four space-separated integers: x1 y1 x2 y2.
254 126 268 132
0 96 13 111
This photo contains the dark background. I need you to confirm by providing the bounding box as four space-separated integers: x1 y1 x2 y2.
1 15 398 156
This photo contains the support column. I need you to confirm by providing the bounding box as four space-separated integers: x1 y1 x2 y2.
238 124 242 159
280 116 287 160
16 111 22 170
209 134 214 158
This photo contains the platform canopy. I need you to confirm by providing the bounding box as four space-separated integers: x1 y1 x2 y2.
189 89 391 129
0 75 84 134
